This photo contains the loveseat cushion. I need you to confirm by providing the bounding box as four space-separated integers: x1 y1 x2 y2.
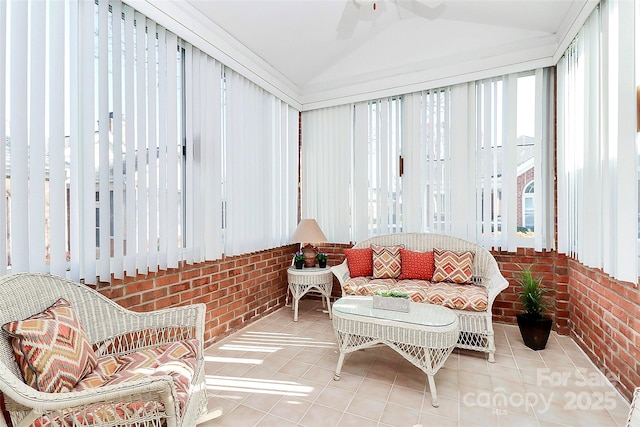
2 298 97 393
342 276 398 296
342 278 488 312
420 282 487 311
29 339 199 427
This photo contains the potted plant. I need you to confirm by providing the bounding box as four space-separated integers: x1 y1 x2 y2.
515 265 553 350
372 290 411 312
316 252 328 268
293 251 305 269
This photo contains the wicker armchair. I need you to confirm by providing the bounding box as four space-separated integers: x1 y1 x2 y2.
0 273 212 427
627 387 640 427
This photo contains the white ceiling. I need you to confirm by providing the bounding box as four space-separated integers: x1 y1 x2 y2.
155 0 595 109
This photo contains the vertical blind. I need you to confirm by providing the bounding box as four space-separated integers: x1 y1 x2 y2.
300 105 353 243
1 0 73 277
557 1 637 283
418 88 455 236
183 45 224 265
410 71 554 251
363 98 404 239
351 98 404 242
224 68 298 256
1 0 297 283
97 4 186 281
302 69 554 251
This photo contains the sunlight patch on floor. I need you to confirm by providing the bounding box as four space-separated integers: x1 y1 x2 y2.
205 375 315 397
229 331 336 349
204 356 264 365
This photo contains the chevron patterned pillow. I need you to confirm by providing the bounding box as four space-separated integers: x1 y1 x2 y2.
371 244 405 279
3 298 97 393
432 248 474 284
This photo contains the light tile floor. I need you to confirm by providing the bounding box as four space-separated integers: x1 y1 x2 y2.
200 299 631 427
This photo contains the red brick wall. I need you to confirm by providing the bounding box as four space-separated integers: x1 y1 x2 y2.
492 249 570 334
566 259 640 400
95 244 298 345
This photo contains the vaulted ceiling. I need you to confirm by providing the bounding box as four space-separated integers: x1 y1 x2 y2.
155 0 595 109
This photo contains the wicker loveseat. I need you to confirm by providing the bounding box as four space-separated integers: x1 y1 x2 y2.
0 273 212 427
331 233 509 362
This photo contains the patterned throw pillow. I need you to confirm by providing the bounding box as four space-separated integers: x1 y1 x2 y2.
432 248 474 284
371 244 404 279
344 248 373 277
398 249 435 280
2 298 98 393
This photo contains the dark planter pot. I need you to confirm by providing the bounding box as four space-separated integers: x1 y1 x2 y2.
517 313 553 350
294 260 304 269
318 260 327 268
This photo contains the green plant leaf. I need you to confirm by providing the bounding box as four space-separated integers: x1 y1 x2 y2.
375 290 409 299
515 264 551 317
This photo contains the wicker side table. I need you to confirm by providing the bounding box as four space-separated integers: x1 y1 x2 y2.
332 296 460 407
287 266 333 321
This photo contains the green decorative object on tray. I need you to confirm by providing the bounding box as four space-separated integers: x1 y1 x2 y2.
372 290 411 312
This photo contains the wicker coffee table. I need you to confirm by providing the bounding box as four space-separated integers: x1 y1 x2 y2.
332 296 460 407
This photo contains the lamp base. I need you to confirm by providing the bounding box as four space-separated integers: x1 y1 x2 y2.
302 244 317 268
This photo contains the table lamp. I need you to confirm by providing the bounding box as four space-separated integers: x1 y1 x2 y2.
290 219 327 268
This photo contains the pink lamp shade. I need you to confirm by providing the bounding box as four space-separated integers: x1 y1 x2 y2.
290 219 327 244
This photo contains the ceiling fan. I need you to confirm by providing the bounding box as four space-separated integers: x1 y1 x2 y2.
336 0 446 40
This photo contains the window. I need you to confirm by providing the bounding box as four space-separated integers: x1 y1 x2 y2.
366 97 403 236
422 88 450 234
557 1 637 282
0 0 296 283
95 190 114 250
522 181 534 232
471 71 552 250
414 71 551 250
516 73 536 239
302 69 554 250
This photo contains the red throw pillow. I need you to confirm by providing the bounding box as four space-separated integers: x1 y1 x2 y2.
343 248 373 277
398 249 435 280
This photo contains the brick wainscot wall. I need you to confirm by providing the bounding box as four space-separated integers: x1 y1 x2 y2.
95 243 640 401
96 245 299 344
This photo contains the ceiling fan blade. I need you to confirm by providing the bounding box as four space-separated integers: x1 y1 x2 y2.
337 0 360 39
397 0 446 20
